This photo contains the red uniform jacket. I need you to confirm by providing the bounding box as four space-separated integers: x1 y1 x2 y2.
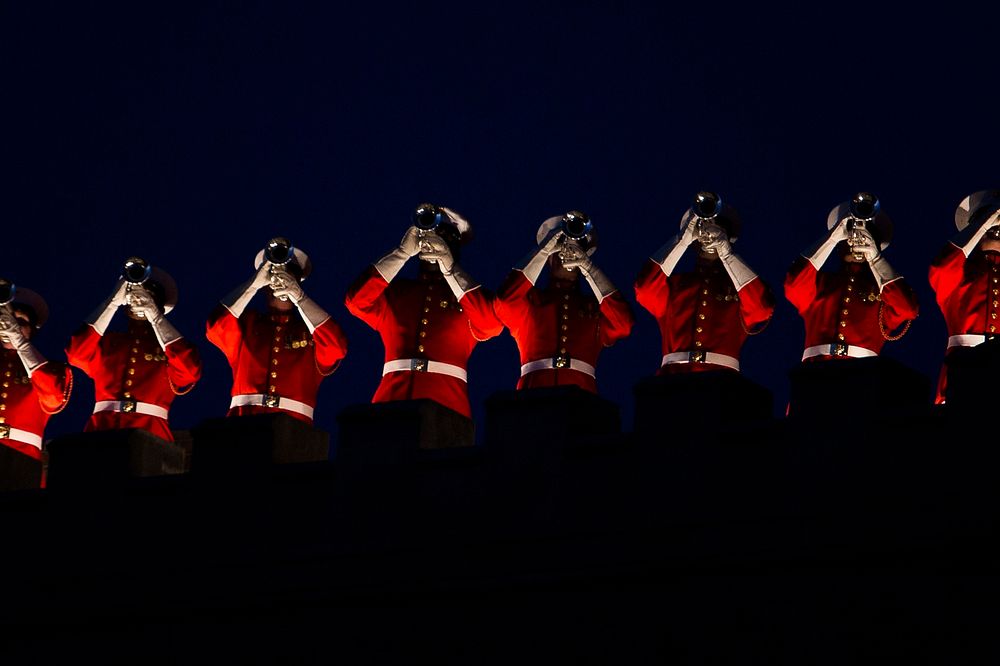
928 244 1000 402
205 305 348 424
65 322 202 442
0 351 71 460
494 271 633 391
784 258 919 360
634 259 774 374
345 267 503 418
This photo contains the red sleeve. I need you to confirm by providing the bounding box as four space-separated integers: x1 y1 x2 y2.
784 257 819 314
65 324 104 378
312 316 349 376
205 304 245 367
30 360 72 414
634 259 670 320
494 270 534 338
461 286 504 342
880 278 920 331
164 337 203 393
598 291 634 347
738 276 776 328
928 243 965 305
344 266 389 330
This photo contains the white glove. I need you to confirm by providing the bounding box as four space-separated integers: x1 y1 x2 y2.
221 263 271 318
86 279 130 336
418 231 456 274
802 217 851 270
374 226 421 283
651 215 700 277
0 308 46 377
269 267 306 303
560 242 617 303
514 228 564 286
955 209 1000 257
127 285 183 350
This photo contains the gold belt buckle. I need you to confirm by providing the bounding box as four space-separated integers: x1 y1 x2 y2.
121 399 137 413
689 350 706 363
0 424 9 439
264 395 280 408
553 355 570 369
411 359 428 372
832 342 848 357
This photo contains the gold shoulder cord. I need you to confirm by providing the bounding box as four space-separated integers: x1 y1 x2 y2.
169 375 196 396
41 369 74 416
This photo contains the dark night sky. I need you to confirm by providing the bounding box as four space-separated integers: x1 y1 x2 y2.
3 2 997 445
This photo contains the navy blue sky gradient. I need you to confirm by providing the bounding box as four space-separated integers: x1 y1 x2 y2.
3 3 998 443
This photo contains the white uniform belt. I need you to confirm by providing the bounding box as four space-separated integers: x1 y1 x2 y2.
94 400 169 420
520 357 597 378
383 359 468 382
230 394 315 420
0 425 43 450
948 334 996 348
801 343 877 361
662 351 740 371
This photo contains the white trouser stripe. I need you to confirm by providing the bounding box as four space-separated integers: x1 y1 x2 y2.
229 394 315 420
382 359 468 382
93 400 170 420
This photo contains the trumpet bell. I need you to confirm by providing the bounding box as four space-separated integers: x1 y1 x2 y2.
123 257 152 285
561 210 592 240
413 203 444 231
693 191 723 219
850 192 880 222
265 237 295 266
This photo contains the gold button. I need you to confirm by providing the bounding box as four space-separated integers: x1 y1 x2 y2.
844 297 851 304
131 347 138 353
418 344 425 352
993 301 998 307
698 314 705 320
3 372 9 378
426 296 432 301
562 303 569 310
428 285 434 291
126 380 132 386
702 289 709 295
143 353 152 361
420 331 427 338
992 326 997 333
440 301 449 308
840 321 847 327
993 313 998 320
123 392 132 398
130 357 136 363
994 289 999 295
559 347 567 354
1 393 6 399
274 337 281 343
0 405 5 411
424 307 430 313
701 300 707 306
564 294 570 300
694 341 702 347
696 327 703 333
421 318 428 325
269 385 276 392
273 347 280 353
275 326 282 332
847 286 854 293
837 333 845 340
272 359 279 365
134 339 140 344
560 336 567 342
0 417 5 423
270 371 277 378
849 277 855 282
994 278 998 284
703 278 710 284
561 325 568 331
842 309 849 315
1 382 6 388
128 368 135 375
